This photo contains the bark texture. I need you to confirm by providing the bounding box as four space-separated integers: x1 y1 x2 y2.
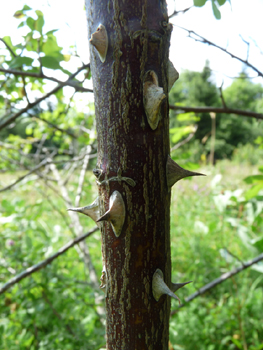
86 1 172 349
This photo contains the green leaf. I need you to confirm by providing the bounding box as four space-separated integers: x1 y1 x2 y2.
243 175 263 184
9 56 34 69
244 184 263 200
13 11 26 19
212 0 221 19
41 56 61 69
13 5 31 19
258 166 263 173
194 0 207 6
217 0 227 5
35 10 44 33
251 237 263 252
22 5 32 11
42 33 63 58
26 17 35 31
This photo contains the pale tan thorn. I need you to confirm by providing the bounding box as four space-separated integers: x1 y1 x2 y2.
143 70 166 130
67 197 100 223
89 23 108 63
168 60 179 92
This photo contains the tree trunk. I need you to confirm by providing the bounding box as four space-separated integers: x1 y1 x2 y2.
86 1 173 348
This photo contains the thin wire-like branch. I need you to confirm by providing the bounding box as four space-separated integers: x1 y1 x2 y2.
42 290 76 337
32 114 77 139
0 63 91 131
174 26 263 78
0 38 16 57
0 67 92 92
0 157 53 193
171 252 263 315
169 105 263 120
169 6 192 19
219 83 227 109
0 226 99 296
75 145 91 207
171 125 198 152
239 34 250 62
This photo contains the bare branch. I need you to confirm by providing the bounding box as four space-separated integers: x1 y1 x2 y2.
32 114 77 139
75 145 92 207
42 290 77 337
0 226 99 296
0 157 53 193
174 26 263 78
171 252 263 315
0 67 92 92
219 83 227 109
171 125 198 152
169 105 263 120
169 6 192 19
0 38 16 57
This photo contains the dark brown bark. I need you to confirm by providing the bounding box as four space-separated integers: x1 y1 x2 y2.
86 1 172 349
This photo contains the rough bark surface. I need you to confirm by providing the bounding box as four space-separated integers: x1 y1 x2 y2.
86 1 172 349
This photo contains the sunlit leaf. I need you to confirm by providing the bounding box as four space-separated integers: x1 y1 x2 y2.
243 175 263 184
244 184 263 200
217 0 227 5
35 10 44 33
63 54 71 62
26 16 35 31
13 11 26 19
41 55 62 69
194 0 207 7
212 0 221 19
9 56 34 69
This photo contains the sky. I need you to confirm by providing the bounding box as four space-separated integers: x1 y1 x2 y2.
0 0 263 93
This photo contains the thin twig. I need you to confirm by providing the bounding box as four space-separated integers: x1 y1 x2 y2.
0 227 98 295
171 252 263 314
0 67 92 92
0 157 53 193
75 145 91 207
0 38 16 57
42 290 76 337
174 26 263 78
32 114 77 138
171 125 198 152
169 105 263 120
169 6 192 19
219 83 227 109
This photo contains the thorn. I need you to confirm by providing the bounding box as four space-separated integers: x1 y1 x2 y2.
168 60 179 92
171 281 192 293
67 197 100 223
152 269 181 303
97 191 125 237
166 155 205 187
143 71 166 130
89 24 108 63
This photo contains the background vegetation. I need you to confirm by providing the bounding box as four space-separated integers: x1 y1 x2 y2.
0 2 263 349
